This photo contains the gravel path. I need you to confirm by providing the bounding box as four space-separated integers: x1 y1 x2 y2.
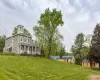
90 75 100 80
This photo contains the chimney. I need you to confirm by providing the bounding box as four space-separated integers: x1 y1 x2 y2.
17 25 24 33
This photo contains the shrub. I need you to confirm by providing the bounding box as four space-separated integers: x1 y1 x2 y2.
1 52 16 56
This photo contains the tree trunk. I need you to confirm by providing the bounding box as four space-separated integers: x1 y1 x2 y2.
90 61 92 68
89 58 93 68
99 62 100 69
48 42 52 58
48 46 51 58
48 37 52 59
79 52 82 65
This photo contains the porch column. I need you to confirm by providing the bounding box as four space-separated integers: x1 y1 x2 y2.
20 45 22 53
19 45 20 54
33 47 35 54
32 47 33 55
24 45 26 53
35 47 37 54
27 46 29 54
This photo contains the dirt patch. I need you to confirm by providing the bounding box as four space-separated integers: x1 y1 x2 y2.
90 75 100 80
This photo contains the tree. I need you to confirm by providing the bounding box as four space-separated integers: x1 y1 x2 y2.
12 25 31 35
0 35 6 52
71 33 86 65
82 34 92 59
80 46 89 59
12 27 18 35
85 34 92 47
24 28 31 35
33 8 64 58
89 24 100 68
59 46 66 58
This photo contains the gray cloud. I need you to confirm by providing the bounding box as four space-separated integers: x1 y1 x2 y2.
0 0 100 51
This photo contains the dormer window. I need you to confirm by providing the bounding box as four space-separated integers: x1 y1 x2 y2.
17 25 24 33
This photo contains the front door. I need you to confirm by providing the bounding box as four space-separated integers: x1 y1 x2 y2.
9 47 12 52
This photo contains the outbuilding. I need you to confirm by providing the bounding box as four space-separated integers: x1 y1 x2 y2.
50 56 74 63
59 56 74 63
82 59 99 68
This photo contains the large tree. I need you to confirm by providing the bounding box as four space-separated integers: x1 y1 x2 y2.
71 33 86 64
89 24 100 68
12 25 31 35
33 8 64 58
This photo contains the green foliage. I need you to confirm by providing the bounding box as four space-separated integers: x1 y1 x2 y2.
71 33 89 65
75 54 80 64
0 56 99 80
59 46 66 58
74 33 85 48
65 52 73 56
0 35 5 52
12 25 31 35
0 52 16 56
89 24 100 68
81 46 89 59
33 8 64 58
24 28 31 35
12 27 17 35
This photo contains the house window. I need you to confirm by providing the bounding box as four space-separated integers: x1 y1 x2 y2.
36 47 39 52
24 37 27 42
28 38 30 43
20 36 23 42
21 46 23 50
21 38 22 41
33 47 35 51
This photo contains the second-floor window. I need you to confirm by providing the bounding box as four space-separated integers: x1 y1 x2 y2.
28 38 30 43
20 36 23 42
24 37 27 42
21 38 23 42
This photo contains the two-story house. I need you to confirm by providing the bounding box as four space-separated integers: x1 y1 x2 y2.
3 25 40 55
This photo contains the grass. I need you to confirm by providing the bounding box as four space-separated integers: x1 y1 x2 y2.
0 55 100 80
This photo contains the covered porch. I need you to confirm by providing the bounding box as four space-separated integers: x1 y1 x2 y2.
19 45 40 55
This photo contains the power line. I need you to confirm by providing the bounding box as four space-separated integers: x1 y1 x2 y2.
0 29 3 35
0 23 8 33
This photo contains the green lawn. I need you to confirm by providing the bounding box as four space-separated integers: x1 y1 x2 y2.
0 56 99 80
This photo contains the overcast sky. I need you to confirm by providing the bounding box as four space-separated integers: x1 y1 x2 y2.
0 0 100 51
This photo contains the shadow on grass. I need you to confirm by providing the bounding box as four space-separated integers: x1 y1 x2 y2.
91 68 100 71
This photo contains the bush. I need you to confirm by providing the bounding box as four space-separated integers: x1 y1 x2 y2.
0 52 43 57
75 58 80 65
20 52 35 56
0 52 3 55
1 52 16 56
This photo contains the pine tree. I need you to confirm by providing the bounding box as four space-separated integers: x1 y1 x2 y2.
89 24 100 68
